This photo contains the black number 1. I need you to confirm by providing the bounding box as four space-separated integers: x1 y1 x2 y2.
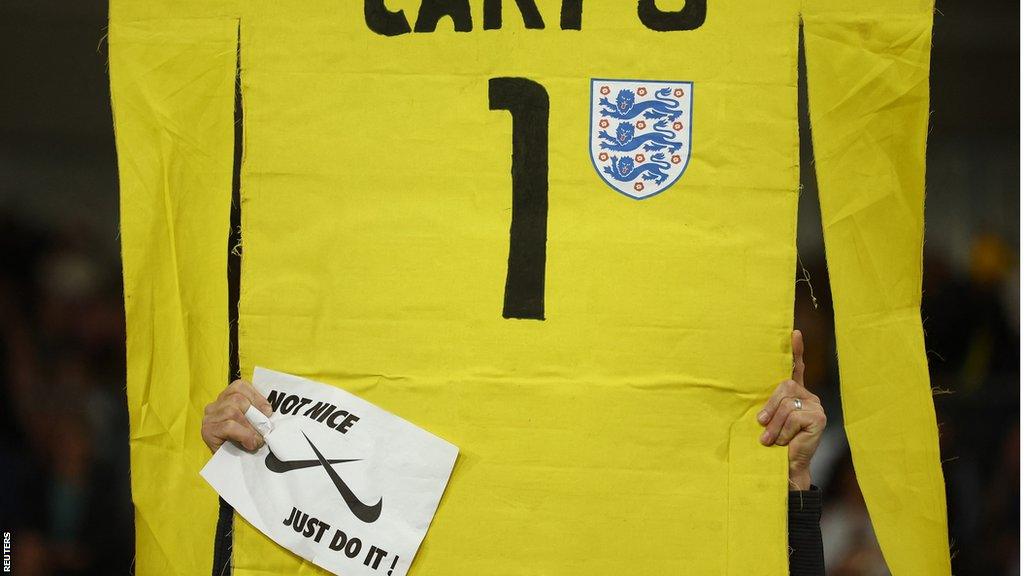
489 77 549 320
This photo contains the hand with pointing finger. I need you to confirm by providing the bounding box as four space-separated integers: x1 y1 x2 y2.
757 330 827 491
201 379 275 453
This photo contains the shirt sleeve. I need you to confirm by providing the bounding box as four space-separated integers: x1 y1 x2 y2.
110 2 239 573
800 1 951 574
788 487 825 576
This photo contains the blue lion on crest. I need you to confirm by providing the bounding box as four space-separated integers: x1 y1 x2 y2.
598 119 683 153
602 153 673 185
599 87 683 121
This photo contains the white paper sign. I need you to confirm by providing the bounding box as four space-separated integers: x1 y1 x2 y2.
201 367 459 576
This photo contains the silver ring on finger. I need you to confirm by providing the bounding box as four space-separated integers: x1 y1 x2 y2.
793 398 803 411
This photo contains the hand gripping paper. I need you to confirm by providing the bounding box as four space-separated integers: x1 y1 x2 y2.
202 368 459 576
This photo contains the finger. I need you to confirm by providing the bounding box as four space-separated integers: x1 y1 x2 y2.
217 391 253 417
210 401 250 426
791 330 805 386
774 407 825 446
208 419 264 452
219 379 273 417
758 379 801 425
761 394 821 444
201 419 226 452
760 396 799 445
202 394 262 452
788 410 828 469
203 418 242 452
207 402 264 444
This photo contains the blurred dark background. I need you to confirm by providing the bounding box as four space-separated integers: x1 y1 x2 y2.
0 1 1018 574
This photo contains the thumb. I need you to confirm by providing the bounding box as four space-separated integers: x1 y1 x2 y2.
791 330 805 386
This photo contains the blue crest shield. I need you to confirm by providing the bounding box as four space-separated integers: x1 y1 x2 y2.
590 79 693 200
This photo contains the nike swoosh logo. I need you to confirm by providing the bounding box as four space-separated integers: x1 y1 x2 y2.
265 452 359 473
302 432 383 523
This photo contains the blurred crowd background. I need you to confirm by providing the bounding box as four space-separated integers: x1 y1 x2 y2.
0 1 1018 574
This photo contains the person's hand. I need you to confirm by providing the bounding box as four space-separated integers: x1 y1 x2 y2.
201 379 274 453
757 330 827 490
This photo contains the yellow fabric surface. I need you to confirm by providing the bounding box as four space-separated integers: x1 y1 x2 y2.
803 1 950 573
109 14 237 576
111 1 949 574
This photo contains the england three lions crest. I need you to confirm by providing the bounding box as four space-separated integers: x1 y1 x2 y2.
590 79 693 200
